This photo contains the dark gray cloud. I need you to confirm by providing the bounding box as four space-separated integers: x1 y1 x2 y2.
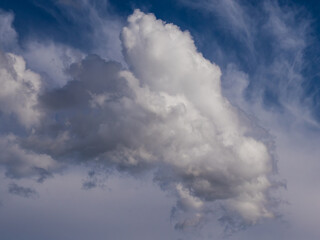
8 183 38 198
0 134 60 180
82 180 97 190
82 170 105 190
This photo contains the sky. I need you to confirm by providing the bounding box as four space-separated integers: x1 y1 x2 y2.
0 0 320 239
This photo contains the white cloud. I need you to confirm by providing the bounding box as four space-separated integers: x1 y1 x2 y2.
0 52 42 128
1 2 320 239
0 8 276 229
23 41 84 88
92 10 274 225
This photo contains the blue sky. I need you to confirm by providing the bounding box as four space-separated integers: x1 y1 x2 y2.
0 1 320 240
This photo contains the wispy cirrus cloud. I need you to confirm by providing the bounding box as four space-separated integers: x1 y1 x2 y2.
179 0 316 127
0 10 18 51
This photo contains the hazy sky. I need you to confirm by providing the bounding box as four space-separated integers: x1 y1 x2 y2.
0 1 320 239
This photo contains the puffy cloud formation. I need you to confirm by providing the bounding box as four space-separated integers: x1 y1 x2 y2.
23 41 84 88
0 9 275 228
120 10 273 225
0 51 59 180
0 51 42 128
0 134 59 180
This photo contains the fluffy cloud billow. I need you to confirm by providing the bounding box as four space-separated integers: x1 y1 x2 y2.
0 9 276 229
120 10 274 225
0 51 42 128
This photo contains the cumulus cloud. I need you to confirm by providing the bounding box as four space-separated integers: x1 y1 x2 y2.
0 9 83 91
0 134 60 180
0 46 60 181
121 9 273 223
0 8 276 229
23 41 84 88
0 51 42 128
